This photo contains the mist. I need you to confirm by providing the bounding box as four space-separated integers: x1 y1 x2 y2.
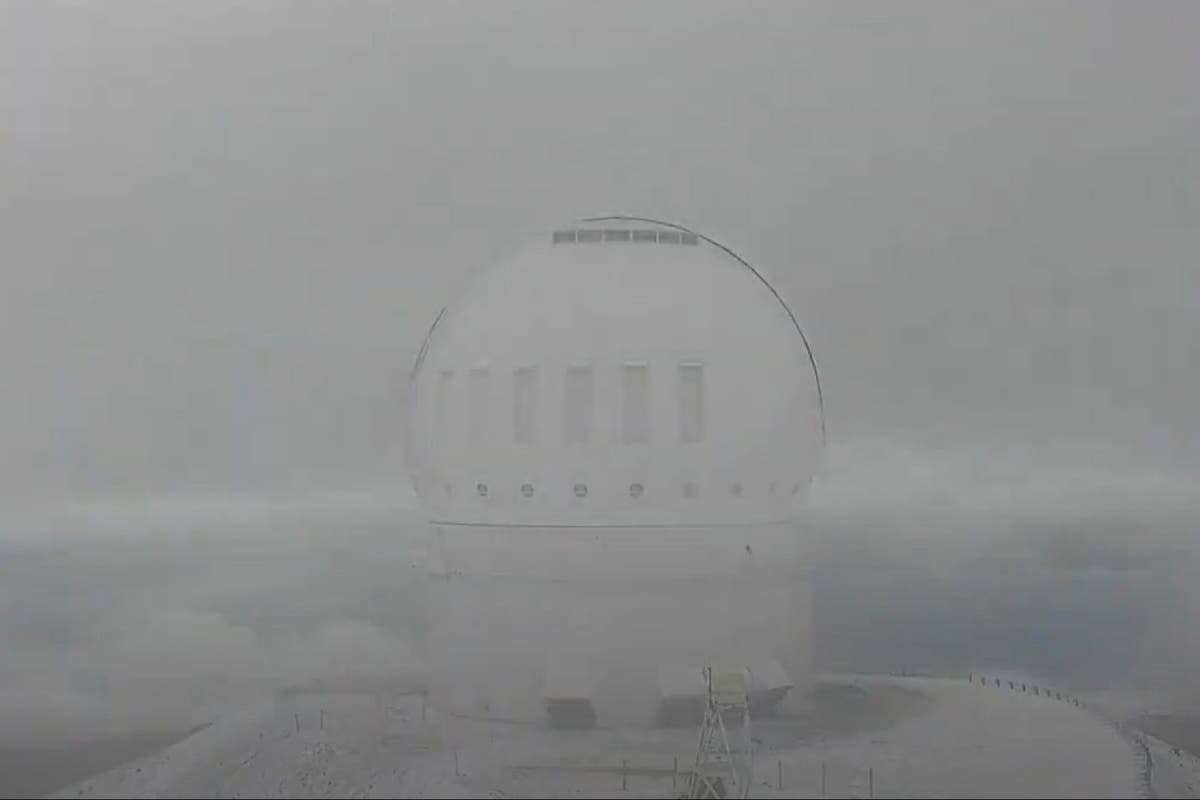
1 0 1198 796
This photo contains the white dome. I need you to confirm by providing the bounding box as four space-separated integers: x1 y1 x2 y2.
406 218 823 526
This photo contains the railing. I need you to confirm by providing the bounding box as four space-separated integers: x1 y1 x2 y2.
967 672 1088 708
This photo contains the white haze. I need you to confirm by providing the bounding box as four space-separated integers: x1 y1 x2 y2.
0 0 1197 792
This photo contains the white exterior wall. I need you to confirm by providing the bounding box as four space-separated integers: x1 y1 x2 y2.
407 220 822 724
407 222 822 527
424 521 812 724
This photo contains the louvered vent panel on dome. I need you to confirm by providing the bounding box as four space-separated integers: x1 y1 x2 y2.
551 229 698 245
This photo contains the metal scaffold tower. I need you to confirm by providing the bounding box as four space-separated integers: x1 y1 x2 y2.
688 666 754 799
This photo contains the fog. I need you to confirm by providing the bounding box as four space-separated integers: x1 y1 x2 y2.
1 0 1198 795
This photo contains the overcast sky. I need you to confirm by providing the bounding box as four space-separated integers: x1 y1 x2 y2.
2 0 1197 494
3 7 1200 782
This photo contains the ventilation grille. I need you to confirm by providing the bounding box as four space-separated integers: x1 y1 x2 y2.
553 228 698 246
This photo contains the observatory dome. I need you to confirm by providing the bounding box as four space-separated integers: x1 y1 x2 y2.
406 218 823 527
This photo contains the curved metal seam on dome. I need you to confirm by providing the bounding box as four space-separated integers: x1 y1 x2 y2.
403 306 447 474
409 306 447 385
582 215 827 445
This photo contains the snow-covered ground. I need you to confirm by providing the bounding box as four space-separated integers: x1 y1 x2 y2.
54 674 1192 799
1142 730 1200 800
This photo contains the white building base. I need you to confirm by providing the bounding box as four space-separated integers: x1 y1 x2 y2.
424 521 812 726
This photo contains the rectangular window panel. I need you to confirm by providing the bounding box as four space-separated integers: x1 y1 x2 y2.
564 364 595 444
434 370 454 450
621 362 650 444
513 366 539 444
679 362 705 443
468 366 490 445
